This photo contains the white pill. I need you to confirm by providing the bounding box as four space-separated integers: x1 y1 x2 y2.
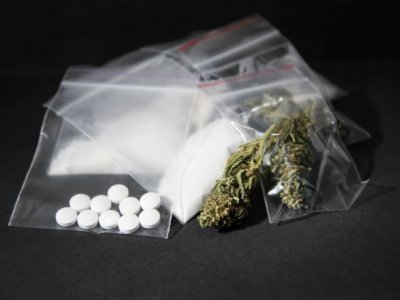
119 197 140 215
90 195 112 214
99 210 120 230
139 209 161 229
140 192 161 210
77 209 99 229
118 214 140 234
69 194 91 212
107 184 129 204
55 207 77 227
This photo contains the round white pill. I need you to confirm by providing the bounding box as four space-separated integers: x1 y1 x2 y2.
99 210 120 230
69 194 91 212
90 195 112 214
118 214 140 234
139 209 161 229
55 207 77 227
77 209 99 229
140 192 161 210
119 197 140 215
107 184 129 204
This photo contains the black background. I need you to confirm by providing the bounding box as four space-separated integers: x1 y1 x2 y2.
1 1 400 299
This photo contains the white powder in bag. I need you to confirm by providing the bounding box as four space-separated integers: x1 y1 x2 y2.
157 118 243 223
48 138 125 175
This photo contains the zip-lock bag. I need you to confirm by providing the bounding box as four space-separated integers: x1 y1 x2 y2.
200 66 368 223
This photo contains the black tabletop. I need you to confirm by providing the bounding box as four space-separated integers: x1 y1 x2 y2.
1 2 400 299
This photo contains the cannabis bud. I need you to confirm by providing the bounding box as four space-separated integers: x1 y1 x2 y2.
198 109 313 229
266 110 312 210
198 125 276 228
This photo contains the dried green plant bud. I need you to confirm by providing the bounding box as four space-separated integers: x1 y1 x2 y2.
267 111 312 210
198 125 276 228
198 107 313 229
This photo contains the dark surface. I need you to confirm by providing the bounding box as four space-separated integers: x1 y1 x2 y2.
1 2 400 299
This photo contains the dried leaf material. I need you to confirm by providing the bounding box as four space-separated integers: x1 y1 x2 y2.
198 125 276 228
198 109 313 229
266 110 312 210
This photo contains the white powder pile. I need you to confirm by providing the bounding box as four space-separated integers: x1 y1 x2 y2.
48 96 190 179
48 139 125 175
157 118 243 223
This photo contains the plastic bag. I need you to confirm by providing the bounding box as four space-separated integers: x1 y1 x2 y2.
157 93 244 223
173 15 343 101
200 66 368 223
47 64 198 188
9 110 172 238
46 51 171 176
47 61 237 223
48 61 249 224
48 49 203 177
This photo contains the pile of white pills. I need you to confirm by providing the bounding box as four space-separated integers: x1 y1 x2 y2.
55 184 162 234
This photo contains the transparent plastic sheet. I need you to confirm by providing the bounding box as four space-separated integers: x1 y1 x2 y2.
200 67 368 224
173 15 344 101
9 110 172 238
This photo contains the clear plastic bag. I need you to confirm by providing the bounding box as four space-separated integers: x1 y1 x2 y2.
174 15 343 101
200 66 368 223
46 62 238 224
157 93 244 223
47 65 198 190
9 110 172 238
